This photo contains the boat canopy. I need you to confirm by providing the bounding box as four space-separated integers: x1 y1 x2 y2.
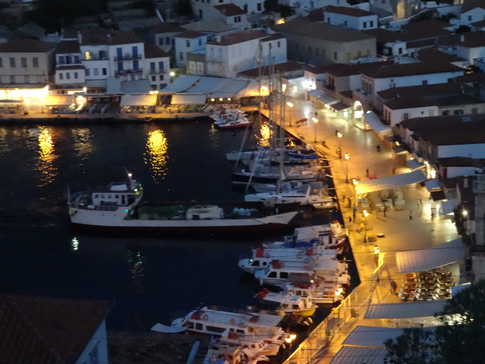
120 94 157 106
343 326 407 347
355 170 427 195
45 95 74 106
364 111 391 135
395 238 464 273
330 347 387 364
406 159 425 170
365 301 447 319
171 94 206 105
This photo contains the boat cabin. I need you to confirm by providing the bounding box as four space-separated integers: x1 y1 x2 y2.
185 205 223 220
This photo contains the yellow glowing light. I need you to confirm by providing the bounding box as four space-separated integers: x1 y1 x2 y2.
0 85 49 107
363 209 369 217
210 98 215 102
284 333 297 343
258 123 272 147
169 71 176 77
219 98 223 101
281 83 287 92
259 86 269 96
286 101 294 108
344 153 350 160
312 117 318 123
145 129 168 181
37 126 58 186
352 178 359 185
227 97 231 101
462 209 468 218
149 90 159 94
337 131 343 139
276 18 286 25
335 287 344 297
72 128 93 159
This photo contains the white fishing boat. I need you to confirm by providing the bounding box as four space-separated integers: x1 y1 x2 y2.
284 273 350 304
67 172 298 234
244 181 335 208
255 288 317 317
203 343 270 364
232 164 322 185
212 109 252 129
152 306 297 357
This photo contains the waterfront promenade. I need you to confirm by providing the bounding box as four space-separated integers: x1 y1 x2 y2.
262 99 459 363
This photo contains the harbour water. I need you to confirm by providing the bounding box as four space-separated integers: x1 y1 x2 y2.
0 119 329 330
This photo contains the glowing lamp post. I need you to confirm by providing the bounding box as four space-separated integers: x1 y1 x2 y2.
344 153 350 183
312 117 319 143
286 101 294 126
336 131 343 159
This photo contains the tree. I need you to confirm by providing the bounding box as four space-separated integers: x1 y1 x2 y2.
385 280 485 364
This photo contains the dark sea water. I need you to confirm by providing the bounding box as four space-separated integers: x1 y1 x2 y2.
0 119 298 330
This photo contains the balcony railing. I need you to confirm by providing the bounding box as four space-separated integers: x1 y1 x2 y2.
83 56 109 61
114 54 142 61
115 69 143 77
149 69 165 74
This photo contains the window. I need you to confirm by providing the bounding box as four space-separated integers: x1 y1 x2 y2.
442 110 449 116
268 271 277 278
257 2 262 11
158 61 164 72
74 72 78 79
344 20 348 26
206 325 226 333
403 113 409 120
66 55 72 64
102 68 107 75
132 45 138 58
398 47 403 54
33 57 39 68
74 55 80 63
472 107 478 114
116 47 123 60
165 37 170 45
159 75 164 81
370 20 374 27
117 61 123 72
0 57 2 67
186 40 191 47
84 51 92 60
158 37 163 46
58 55 65 64
244 4 248 11
150 62 156 72
66 72 70 79
151 75 156 81
234 16 241 23
195 323 203 330
179 52 184 60
21 57 27 68
333 52 338 61
453 109 464 115
10 75 14 83
468 15 472 21
133 59 139 71
422 80 428 85
280 272 289 279
93 68 99 76
308 45 312 55
9 57 15 67
363 21 367 28
86 68 90 76
59 72 64 80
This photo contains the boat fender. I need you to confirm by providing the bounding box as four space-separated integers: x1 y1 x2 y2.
201 313 208 320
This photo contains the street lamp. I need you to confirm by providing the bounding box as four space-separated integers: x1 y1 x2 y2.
336 131 343 159
362 209 369 243
344 153 350 183
312 116 318 143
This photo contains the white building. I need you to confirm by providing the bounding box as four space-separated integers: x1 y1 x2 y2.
359 62 465 107
457 39 485 67
196 4 250 30
0 39 54 86
324 6 378 30
151 23 185 54
53 30 171 91
205 30 287 78
174 31 208 67
458 1 485 26
281 0 350 15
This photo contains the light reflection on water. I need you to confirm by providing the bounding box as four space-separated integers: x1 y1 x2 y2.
72 128 93 162
144 127 168 183
0 128 7 154
256 121 272 147
37 126 58 187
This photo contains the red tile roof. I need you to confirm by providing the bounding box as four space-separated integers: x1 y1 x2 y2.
0 39 54 53
207 30 267 46
417 47 464 63
80 29 142 45
324 5 373 17
144 43 169 58
261 33 285 42
214 3 246 16
462 0 485 12
151 23 185 33
55 41 80 54
175 31 206 39
0 295 111 364
238 61 305 77
311 61 392 76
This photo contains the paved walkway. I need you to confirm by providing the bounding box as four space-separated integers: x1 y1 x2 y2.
262 97 459 364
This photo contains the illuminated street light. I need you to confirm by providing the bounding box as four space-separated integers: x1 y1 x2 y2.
344 153 351 183
462 209 469 218
336 131 343 159
169 71 176 78
286 101 294 108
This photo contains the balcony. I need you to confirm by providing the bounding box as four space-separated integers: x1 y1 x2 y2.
114 54 142 61
149 69 165 74
83 56 109 61
115 69 143 77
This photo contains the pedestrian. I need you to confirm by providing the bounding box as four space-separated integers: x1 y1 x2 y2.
383 206 387 217
366 168 370 177
348 216 352 224
390 280 397 294
376 145 381 152
408 210 413 220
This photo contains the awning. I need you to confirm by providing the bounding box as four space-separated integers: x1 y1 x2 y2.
171 94 206 105
364 111 391 135
318 93 338 105
355 170 427 195
331 101 351 111
162 75 251 98
425 179 441 192
343 326 405 347
365 301 447 319
406 159 425 170
120 94 157 106
395 238 465 273
308 89 321 98
330 347 387 364
45 95 74 106
440 199 457 214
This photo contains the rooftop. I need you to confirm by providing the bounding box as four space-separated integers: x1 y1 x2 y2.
150 23 185 34
207 30 267 46
384 93 482 109
362 62 463 78
261 33 285 42
378 82 459 99
175 30 206 39
324 5 374 17
80 29 142 45
238 61 305 78
0 39 54 53
417 47 465 63
144 43 169 58
55 40 80 54
462 0 485 12
214 3 246 16
274 18 374 42
0 294 110 364
314 60 392 77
